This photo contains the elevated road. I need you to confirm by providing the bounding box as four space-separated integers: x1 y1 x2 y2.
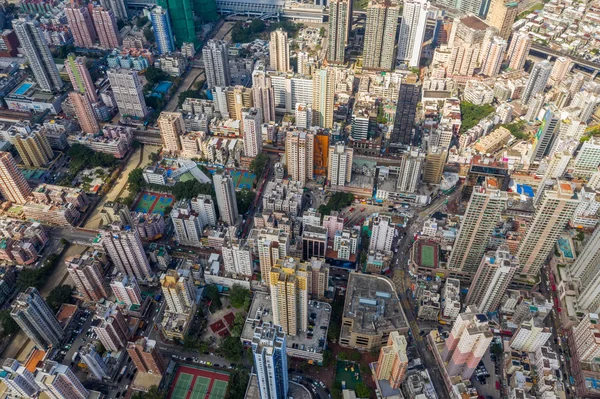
133 129 162 145
530 44 600 74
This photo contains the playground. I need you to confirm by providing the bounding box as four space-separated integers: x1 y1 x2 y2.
168 365 229 399
133 191 175 215
207 169 255 189
335 361 363 390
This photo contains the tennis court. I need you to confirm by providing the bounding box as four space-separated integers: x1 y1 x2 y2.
133 191 175 215
421 244 435 268
170 372 193 399
168 365 230 399
207 169 256 189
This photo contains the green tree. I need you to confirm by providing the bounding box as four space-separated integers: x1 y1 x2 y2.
250 19 266 33
216 336 244 361
230 313 245 337
172 180 214 201
328 321 340 342
144 27 155 43
249 153 270 178
128 168 145 193
136 16 149 28
348 351 361 361
236 188 256 215
459 102 495 134
144 66 167 85
229 285 251 309
149 151 161 163
96 342 107 355
225 370 250 399
59 238 69 246
0 309 20 335
46 285 74 312
319 27 325 37
355 382 372 398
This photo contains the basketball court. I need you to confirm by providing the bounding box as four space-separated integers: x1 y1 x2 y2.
168 365 230 399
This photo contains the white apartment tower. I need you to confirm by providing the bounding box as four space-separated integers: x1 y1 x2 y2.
256 228 289 286
313 67 335 129
516 181 580 278
171 203 203 246
480 35 506 77
465 246 518 312
363 0 401 71
252 65 276 123
506 31 531 71
158 112 185 154
110 273 142 306
285 130 314 184
35 361 89 399
203 40 231 89
100 224 152 280
252 324 289 399
521 60 552 105
568 227 600 313
370 215 395 253
160 269 195 314
213 169 239 226
242 107 263 157
107 69 148 118
222 237 253 276
269 29 290 72
191 194 217 227
0 359 39 398
448 178 507 275
509 317 552 352
328 0 351 63
328 142 353 186
397 0 429 68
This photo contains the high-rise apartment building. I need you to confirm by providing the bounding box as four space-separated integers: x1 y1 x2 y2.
80 343 109 380
269 29 289 72
256 228 289 286
222 237 253 276
107 69 148 118
423 146 447 184
224 85 253 121
441 306 493 380
213 169 239 225
150 6 175 55
70 92 100 134
531 106 560 163
35 360 89 399
65 54 98 103
101 0 128 20
570 227 600 313
252 64 276 123
391 83 420 146
295 103 312 129
190 194 217 227
328 0 351 63
171 204 202 246
397 0 428 68
363 0 401 70
10 287 64 349
328 142 353 186
8 126 54 168
242 107 263 157
480 35 506 77
509 317 552 352
13 19 64 92
100 223 153 280
485 0 518 40
449 178 507 276
269 258 308 336
92 7 121 49
157 0 195 46
521 60 552 105
66 252 108 302
92 304 129 351
160 269 195 314
110 273 142 306
126 337 164 375
0 359 39 398
0 152 31 204
313 67 335 128
158 111 184 153
464 246 518 312
370 215 396 253
65 5 97 48
203 40 230 89
517 181 580 278
285 130 314 184
375 331 408 389
252 324 289 399
302 225 328 260
550 57 573 84
506 31 531 71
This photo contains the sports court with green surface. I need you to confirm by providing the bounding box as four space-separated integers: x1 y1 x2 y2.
413 240 439 269
133 191 175 215
168 365 229 399
207 169 256 189
335 361 363 390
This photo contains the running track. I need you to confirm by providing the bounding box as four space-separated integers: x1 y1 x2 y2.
168 366 229 399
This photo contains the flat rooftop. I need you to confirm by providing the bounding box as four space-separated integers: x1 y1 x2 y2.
460 15 489 30
342 273 409 335
241 292 331 362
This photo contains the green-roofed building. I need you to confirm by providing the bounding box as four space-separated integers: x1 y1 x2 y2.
158 0 197 47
